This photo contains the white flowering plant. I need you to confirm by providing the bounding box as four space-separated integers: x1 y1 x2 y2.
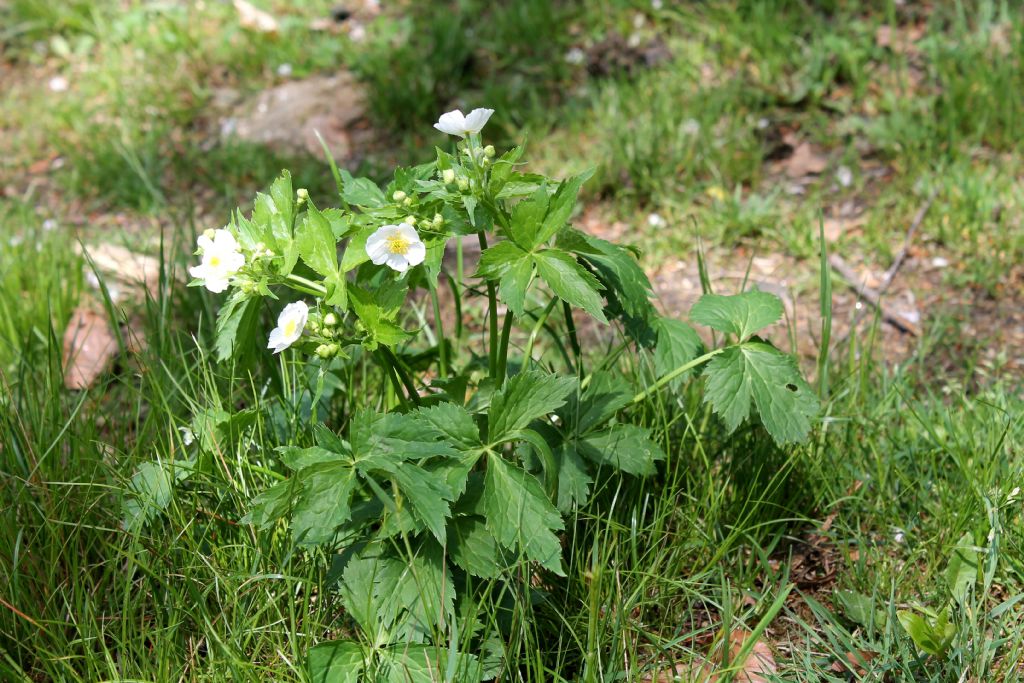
179 110 818 679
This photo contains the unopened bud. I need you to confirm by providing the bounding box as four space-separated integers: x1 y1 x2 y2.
296 188 309 204
323 312 338 327
315 344 332 359
442 168 456 184
307 319 321 334
456 177 469 191
432 213 444 228
403 216 417 226
483 145 495 158
403 196 413 207
392 190 407 202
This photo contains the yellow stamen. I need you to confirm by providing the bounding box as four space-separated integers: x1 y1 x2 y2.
209 255 222 267
284 320 297 337
386 234 411 255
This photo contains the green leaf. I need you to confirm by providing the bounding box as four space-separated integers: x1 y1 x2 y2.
533 248 607 323
309 640 365 683
560 229 653 319
702 341 819 444
835 590 887 630
476 241 529 280
213 291 260 362
375 542 455 637
341 224 376 273
448 515 501 578
382 645 480 683
340 169 386 208
535 170 592 247
488 370 576 442
946 532 980 605
243 480 292 529
897 608 956 657
296 205 339 277
122 460 190 531
508 183 549 248
291 462 358 545
388 463 453 544
555 444 593 512
414 402 482 451
484 454 565 574
652 318 704 389
499 255 534 317
690 290 784 340
562 372 633 435
577 424 665 476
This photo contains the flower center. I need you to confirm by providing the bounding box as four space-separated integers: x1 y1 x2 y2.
283 320 297 337
209 255 222 267
386 234 411 255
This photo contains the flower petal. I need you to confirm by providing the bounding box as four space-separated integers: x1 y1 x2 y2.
396 222 419 242
365 230 391 264
464 108 494 134
434 109 468 137
405 241 426 266
385 252 409 273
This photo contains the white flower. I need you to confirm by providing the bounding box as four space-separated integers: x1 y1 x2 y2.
433 108 494 138
365 223 426 273
189 229 245 293
268 301 309 354
178 426 195 446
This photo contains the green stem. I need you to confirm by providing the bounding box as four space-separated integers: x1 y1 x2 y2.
479 232 499 378
376 350 410 409
380 347 420 406
523 298 558 367
495 309 514 384
563 301 582 372
284 273 328 296
631 347 726 406
428 278 448 378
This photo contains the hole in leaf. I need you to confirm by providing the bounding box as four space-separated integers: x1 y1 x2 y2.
785 383 798 392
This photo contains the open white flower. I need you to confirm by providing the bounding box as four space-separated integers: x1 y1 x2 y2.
433 108 494 138
189 229 245 293
365 223 426 273
268 301 309 354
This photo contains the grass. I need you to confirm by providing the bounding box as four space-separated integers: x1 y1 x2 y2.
2 0 1024 680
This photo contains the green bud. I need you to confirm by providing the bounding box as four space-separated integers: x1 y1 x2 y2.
307 319 321 334
403 196 413 207
392 190 407 202
315 344 332 359
323 312 338 327
481 157 492 169
457 177 470 191
403 216 417 226
483 145 495 158
442 168 456 184
296 188 309 204
432 213 444 228
329 343 341 356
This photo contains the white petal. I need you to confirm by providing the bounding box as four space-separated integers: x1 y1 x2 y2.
267 327 286 352
213 229 240 251
366 231 391 264
385 252 409 273
405 241 426 266
224 251 246 273
396 223 419 242
463 108 494 134
434 109 468 137
189 263 208 280
197 234 214 252
205 275 230 293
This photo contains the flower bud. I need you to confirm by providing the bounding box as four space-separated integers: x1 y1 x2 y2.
442 168 456 184
481 157 492 169
483 145 495 158
296 188 309 204
307 318 321 334
457 177 470 191
402 196 413 207
323 312 338 327
432 213 444 228
403 216 417 226
392 190 407 202
315 344 332 359
329 343 341 356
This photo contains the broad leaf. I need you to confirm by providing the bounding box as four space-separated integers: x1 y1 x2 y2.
560 229 652 319
448 515 501 578
535 170 592 247
533 248 607 323
340 169 386 208
508 183 549 248
484 454 565 574
488 370 576 442
122 460 191 531
702 341 819 444
309 640 365 683
946 532 980 605
652 318 704 389
555 444 593 512
476 241 529 280
414 402 482 451
296 205 339 277
214 290 259 362
243 479 292 529
690 290 783 341
576 424 665 476
291 462 358 544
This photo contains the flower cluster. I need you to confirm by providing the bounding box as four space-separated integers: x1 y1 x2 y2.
189 107 495 355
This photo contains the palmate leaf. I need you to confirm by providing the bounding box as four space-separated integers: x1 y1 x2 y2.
702 341 819 444
291 461 359 545
575 424 666 476
652 318 704 389
296 205 347 308
484 453 565 575
533 248 607 323
309 640 365 683
559 228 653 320
339 168 386 208
535 170 592 247
213 290 260 362
448 515 501 578
555 444 592 512
690 290 783 341
414 402 482 451
507 184 549 248
487 370 576 442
